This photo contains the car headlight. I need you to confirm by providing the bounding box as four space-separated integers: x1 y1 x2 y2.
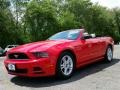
32 52 49 58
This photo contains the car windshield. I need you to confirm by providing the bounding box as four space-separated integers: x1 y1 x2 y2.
48 30 80 40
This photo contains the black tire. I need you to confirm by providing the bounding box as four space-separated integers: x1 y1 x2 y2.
104 46 113 62
56 52 75 79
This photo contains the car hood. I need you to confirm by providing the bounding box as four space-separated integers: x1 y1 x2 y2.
9 40 73 53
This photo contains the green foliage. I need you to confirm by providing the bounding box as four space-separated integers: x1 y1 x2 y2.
0 0 120 47
23 0 60 41
0 0 25 48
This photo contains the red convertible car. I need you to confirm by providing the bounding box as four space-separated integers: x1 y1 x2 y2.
4 29 114 79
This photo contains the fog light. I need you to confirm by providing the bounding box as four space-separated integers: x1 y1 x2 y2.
33 67 42 71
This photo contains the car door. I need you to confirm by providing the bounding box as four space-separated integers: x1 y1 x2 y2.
82 38 99 61
74 38 95 66
89 38 102 59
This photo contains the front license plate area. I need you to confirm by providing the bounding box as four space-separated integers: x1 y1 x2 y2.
8 64 15 71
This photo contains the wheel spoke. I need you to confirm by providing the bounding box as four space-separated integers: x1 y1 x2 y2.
64 67 68 75
61 64 65 69
107 48 112 61
60 55 73 76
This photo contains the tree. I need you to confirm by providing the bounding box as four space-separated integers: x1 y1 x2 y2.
0 0 24 48
24 0 60 41
114 8 120 35
0 0 120 47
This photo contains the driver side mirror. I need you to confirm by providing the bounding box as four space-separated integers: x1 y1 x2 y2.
81 36 85 40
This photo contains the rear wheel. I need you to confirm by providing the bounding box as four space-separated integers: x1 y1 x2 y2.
105 46 113 62
56 52 75 79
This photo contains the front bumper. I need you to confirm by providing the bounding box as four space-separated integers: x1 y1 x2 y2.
4 58 55 77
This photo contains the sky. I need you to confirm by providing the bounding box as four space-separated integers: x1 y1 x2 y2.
90 0 120 8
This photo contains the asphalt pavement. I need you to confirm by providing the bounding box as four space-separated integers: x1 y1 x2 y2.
0 45 120 90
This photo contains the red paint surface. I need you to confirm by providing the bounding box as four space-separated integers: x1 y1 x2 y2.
4 30 114 77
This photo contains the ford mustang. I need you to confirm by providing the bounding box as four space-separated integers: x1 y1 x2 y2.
4 29 114 79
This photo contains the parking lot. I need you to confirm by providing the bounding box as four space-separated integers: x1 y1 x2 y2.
0 45 120 90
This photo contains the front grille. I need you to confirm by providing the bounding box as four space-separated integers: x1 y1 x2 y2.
8 53 29 59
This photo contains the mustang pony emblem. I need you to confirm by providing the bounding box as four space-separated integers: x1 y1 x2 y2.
14 55 19 58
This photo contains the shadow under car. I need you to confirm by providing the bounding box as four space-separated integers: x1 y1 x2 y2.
10 58 120 88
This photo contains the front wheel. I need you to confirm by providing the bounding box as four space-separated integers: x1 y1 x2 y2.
56 52 75 79
104 46 113 62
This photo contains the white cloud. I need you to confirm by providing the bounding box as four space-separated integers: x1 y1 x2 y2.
90 0 120 8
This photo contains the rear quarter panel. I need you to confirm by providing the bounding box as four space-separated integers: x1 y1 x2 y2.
99 37 114 55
